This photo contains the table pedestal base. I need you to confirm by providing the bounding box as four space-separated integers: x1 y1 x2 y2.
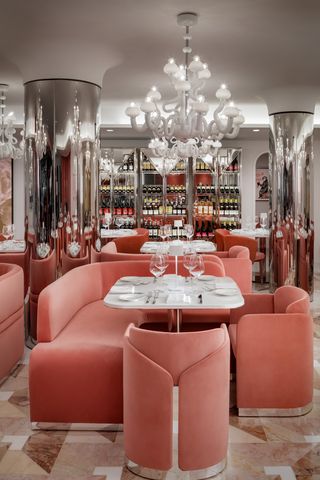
126 456 226 480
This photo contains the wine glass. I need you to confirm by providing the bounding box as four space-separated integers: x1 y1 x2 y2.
260 214 268 230
2 224 14 241
115 217 124 229
184 224 194 244
183 253 193 282
189 254 205 282
164 224 172 241
159 225 167 241
149 254 167 283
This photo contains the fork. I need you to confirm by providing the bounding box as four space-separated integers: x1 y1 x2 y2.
152 290 160 304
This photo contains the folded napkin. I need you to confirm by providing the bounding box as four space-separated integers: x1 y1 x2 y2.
109 285 145 294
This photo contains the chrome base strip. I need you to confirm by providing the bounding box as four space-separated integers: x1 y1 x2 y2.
125 456 226 480
238 402 313 417
31 422 123 431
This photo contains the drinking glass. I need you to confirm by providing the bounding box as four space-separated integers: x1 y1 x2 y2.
184 224 194 243
2 224 14 240
189 254 205 282
115 217 124 229
159 225 167 241
183 253 193 281
149 254 167 283
164 224 172 241
260 215 268 229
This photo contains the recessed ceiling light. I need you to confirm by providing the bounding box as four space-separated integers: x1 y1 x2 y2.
252 128 260 132
106 128 114 132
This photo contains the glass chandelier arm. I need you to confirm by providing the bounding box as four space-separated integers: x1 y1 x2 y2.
163 114 176 138
225 125 241 139
130 117 149 133
163 96 179 113
213 99 227 132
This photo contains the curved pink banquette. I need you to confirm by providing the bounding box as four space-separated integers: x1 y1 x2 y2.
29 258 226 424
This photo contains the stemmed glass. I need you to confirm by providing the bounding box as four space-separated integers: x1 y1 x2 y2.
115 217 124 229
149 254 167 283
164 224 172 241
189 254 205 283
183 253 194 282
159 225 167 241
260 215 268 230
184 224 194 244
2 224 14 241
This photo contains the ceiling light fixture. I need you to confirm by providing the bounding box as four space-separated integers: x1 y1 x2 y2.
0 84 24 160
253 128 260 132
125 12 244 162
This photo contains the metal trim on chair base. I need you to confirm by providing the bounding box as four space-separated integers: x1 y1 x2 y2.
238 402 312 417
31 422 123 431
125 456 226 480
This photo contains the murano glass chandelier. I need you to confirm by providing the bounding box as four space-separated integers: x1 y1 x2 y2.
0 84 24 160
125 12 244 161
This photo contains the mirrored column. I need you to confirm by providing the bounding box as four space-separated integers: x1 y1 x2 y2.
269 112 314 294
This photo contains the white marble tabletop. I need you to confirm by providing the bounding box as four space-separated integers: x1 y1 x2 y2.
104 275 244 310
100 228 137 239
140 240 217 254
231 228 269 238
0 240 26 253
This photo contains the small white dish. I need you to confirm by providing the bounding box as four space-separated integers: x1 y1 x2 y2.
198 275 214 282
118 294 145 302
214 288 239 296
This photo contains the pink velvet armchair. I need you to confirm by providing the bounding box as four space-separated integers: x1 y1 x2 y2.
124 323 230 475
0 263 24 381
228 285 313 416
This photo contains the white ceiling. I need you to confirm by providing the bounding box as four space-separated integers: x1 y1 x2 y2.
2 0 320 127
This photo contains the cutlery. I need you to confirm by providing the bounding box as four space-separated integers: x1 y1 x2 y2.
198 294 203 304
145 292 153 304
152 291 159 304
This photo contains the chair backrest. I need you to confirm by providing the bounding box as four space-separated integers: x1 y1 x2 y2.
61 249 89 275
274 285 310 314
0 245 31 297
228 246 250 259
223 235 257 262
127 323 228 385
124 323 230 471
134 228 149 240
113 234 148 254
0 263 24 325
214 229 231 251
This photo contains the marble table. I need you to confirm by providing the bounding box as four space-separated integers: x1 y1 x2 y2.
104 274 243 332
140 240 217 254
0 240 26 253
100 228 137 239
231 228 269 238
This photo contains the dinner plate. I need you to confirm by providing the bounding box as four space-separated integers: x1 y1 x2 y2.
120 277 150 284
198 275 214 282
214 288 239 296
118 294 145 302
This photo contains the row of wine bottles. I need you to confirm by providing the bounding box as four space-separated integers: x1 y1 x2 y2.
142 184 187 194
142 198 187 216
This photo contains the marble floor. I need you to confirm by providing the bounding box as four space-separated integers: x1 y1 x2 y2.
0 284 320 480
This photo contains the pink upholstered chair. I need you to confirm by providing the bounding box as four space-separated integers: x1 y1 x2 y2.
90 245 101 263
61 248 89 275
223 234 266 283
30 250 57 340
124 323 230 475
213 246 252 294
214 228 231 251
0 263 24 381
0 245 31 298
228 285 313 416
113 229 149 254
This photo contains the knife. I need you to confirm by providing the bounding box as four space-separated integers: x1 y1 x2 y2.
198 294 203 304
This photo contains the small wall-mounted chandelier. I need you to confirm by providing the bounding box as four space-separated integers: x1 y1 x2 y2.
125 12 244 160
0 84 24 160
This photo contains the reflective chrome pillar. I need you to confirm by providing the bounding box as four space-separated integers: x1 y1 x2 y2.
25 79 100 339
269 112 314 294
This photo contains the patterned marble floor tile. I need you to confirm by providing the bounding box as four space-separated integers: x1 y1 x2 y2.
293 443 320 475
0 450 48 475
22 430 68 474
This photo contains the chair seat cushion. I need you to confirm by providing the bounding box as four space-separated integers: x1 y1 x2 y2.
182 309 230 324
228 324 237 357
